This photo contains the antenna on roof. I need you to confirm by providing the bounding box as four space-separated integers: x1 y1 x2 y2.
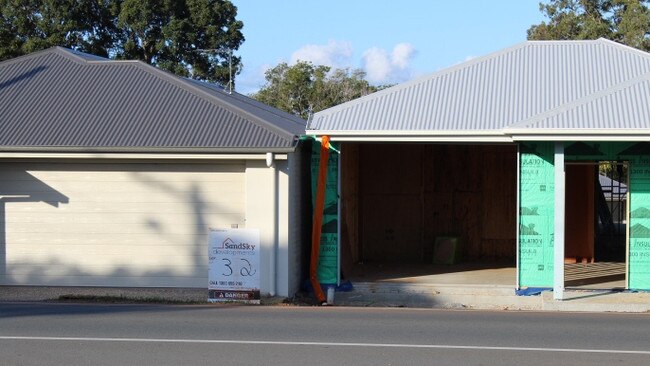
195 47 233 94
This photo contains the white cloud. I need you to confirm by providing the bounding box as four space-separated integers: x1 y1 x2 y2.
290 40 353 68
362 43 417 84
362 47 392 83
392 43 415 69
236 63 276 95
247 40 417 91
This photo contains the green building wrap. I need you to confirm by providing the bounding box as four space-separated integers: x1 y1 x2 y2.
311 140 339 285
519 142 555 288
564 141 650 290
518 141 650 290
622 147 650 290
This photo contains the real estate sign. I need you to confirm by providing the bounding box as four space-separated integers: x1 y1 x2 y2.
208 228 261 303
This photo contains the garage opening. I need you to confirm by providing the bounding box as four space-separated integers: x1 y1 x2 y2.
339 143 517 287
564 161 628 289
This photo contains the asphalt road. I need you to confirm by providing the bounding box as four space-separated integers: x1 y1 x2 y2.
1 302 649 365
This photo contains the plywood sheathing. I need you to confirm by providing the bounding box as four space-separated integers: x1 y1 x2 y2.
343 143 516 264
428 145 516 261
565 164 596 262
359 144 424 262
340 143 360 275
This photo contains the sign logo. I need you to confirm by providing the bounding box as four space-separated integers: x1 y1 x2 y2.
217 237 256 251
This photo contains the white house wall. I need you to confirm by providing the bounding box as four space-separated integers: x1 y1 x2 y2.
0 161 247 287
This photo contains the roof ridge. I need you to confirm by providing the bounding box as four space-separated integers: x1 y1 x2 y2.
0 47 114 68
524 38 601 44
525 38 650 60
185 78 306 129
307 40 533 129
53 47 111 62
594 38 650 59
229 92 306 128
124 62 299 144
505 71 650 130
0 47 67 67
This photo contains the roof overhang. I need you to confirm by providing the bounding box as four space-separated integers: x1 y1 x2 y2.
505 129 650 141
0 152 288 161
305 129 513 143
306 128 650 143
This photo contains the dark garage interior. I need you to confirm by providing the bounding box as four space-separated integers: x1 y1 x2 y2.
339 143 517 284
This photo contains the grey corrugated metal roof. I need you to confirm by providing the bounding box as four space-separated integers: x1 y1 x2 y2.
507 73 650 131
0 47 305 153
308 38 650 139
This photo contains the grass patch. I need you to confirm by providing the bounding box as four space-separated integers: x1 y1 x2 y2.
52 294 293 305
53 294 206 304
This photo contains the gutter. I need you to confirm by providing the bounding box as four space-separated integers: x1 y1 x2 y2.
0 152 289 161
0 145 298 154
305 128 650 143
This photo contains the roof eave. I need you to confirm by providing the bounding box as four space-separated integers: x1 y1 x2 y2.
0 145 298 154
305 129 513 143
305 127 650 143
507 128 650 141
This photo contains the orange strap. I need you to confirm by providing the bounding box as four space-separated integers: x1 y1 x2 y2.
309 136 330 304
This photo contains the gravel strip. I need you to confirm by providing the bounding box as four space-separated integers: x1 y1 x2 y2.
0 286 208 303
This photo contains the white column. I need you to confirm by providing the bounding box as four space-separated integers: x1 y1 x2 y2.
245 160 275 296
553 142 565 300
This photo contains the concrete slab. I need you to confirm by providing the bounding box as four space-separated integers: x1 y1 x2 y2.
4 263 629 310
333 282 542 310
330 283 650 313
541 290 650 313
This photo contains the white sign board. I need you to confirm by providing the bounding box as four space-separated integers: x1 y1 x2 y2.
208 228 260 303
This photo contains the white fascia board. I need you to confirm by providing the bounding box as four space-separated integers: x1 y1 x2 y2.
507 129 650 141
510 134 650 142
305 130 512 143
306 128 650 142
512 135 650 141
329 135 513 143
0 152 288 160
306 129 506 136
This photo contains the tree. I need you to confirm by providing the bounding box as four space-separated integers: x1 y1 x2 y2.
527 0 650 51
0 0 117 60
115 0 243 83
252 61 378 120
0 0 244 85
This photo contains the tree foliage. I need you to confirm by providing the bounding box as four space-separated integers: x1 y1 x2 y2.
0 0 244 84
528 0 650 51
0 0 116 60
252 61 378 120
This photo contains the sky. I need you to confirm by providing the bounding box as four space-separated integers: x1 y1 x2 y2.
233 1 547 95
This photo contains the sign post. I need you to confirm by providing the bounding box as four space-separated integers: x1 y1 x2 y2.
208 228 261 303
